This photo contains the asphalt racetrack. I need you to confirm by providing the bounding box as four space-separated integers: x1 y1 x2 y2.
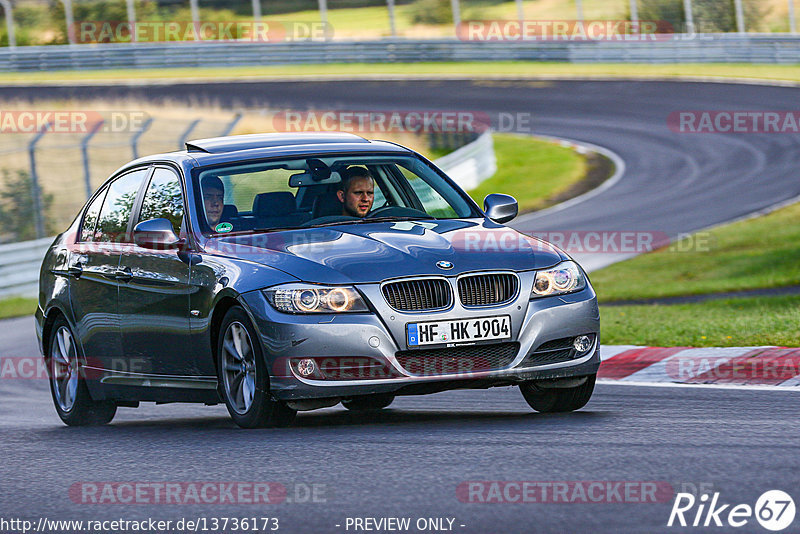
3 317 800 533
1 79 800 532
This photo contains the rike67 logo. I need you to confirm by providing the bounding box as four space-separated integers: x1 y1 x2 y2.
668 490 795 531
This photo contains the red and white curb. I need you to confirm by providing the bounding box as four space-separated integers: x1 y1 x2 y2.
599 346 800 389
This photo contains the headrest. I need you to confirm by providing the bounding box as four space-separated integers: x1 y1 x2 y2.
221 204 238 219
313 190 343 218
253 192 296 217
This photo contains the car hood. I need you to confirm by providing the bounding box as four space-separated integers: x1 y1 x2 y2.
206 219 565 285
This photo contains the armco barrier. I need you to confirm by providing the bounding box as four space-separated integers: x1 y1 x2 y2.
0 237 52 298
1 35 800 71
0 132 496 298
435 131 496 191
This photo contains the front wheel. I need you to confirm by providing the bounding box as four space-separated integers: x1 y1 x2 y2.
48 317 116 426
520 374 596 413
342 393 395 411
217 307 296 428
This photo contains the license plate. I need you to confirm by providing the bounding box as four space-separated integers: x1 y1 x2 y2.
407 315 512 347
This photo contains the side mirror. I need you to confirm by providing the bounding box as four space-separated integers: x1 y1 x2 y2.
483 194 518 224
133 218 182 249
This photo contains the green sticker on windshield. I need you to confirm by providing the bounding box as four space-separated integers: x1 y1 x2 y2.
215 222 233 233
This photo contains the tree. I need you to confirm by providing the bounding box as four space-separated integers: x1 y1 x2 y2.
0 169 53 243
409 0 452 25
637 0 767 33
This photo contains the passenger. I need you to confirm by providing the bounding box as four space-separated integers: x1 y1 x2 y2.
201 175 225 227
337 166 374 218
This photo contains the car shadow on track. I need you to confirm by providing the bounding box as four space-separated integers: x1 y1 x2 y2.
33 408 608 435
292 408 606 429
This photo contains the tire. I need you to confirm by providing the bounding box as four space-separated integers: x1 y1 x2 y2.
47 316 116 426
520 374 596 413
217 306 296 428
341 393 395 411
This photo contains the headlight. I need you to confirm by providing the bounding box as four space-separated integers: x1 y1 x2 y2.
531 261 586 298
265 284 369 314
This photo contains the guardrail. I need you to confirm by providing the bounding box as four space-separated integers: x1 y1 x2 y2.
0 237 52 299
0 132 497 299
436 131 496 191
1 34 800 71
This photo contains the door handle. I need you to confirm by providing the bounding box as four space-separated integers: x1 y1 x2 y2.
67 263 83 278
114 267 133 282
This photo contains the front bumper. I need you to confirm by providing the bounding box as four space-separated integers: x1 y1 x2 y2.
240 282 600 401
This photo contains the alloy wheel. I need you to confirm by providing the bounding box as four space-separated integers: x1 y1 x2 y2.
50 326 79 413
221 321 257 414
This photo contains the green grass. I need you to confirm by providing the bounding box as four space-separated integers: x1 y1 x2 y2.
600 295 800 348
593 201 800 347
4 63 800 85
0 297 37 320
591 202 800 303
468 133 587 212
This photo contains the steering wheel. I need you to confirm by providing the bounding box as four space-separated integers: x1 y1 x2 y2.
365 206 432 219
365 206 395 218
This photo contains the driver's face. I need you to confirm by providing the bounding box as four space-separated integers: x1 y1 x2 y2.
338 177 374 218
203 187 224 226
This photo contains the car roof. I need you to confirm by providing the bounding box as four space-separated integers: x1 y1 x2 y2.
122 133 414 171
185 132 371 153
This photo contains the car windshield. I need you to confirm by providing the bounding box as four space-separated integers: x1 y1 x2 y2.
193 153 479 235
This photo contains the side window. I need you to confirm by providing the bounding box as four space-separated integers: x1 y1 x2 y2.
95 168 149 243
139 168 184 235
372 183 386 208
79 187 107 242
396 165 459 218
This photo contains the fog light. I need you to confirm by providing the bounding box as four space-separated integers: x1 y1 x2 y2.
296 358 316 377
573 335 593 354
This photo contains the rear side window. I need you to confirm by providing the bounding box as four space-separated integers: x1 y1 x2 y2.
139 167 184 235
79 187 107 242
95 168 149 243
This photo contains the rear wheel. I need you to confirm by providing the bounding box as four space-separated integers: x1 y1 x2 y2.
217 307 296 428
520 374 596 413
342 393 395 411
48 317 116 426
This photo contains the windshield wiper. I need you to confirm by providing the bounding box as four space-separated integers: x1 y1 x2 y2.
251 226 307 233
301 216 436 229
300 220 360 229
353 216 435 224
248 216 436 233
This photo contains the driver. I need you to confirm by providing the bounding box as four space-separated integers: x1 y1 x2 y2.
201 175 225 227
337 166 374 218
